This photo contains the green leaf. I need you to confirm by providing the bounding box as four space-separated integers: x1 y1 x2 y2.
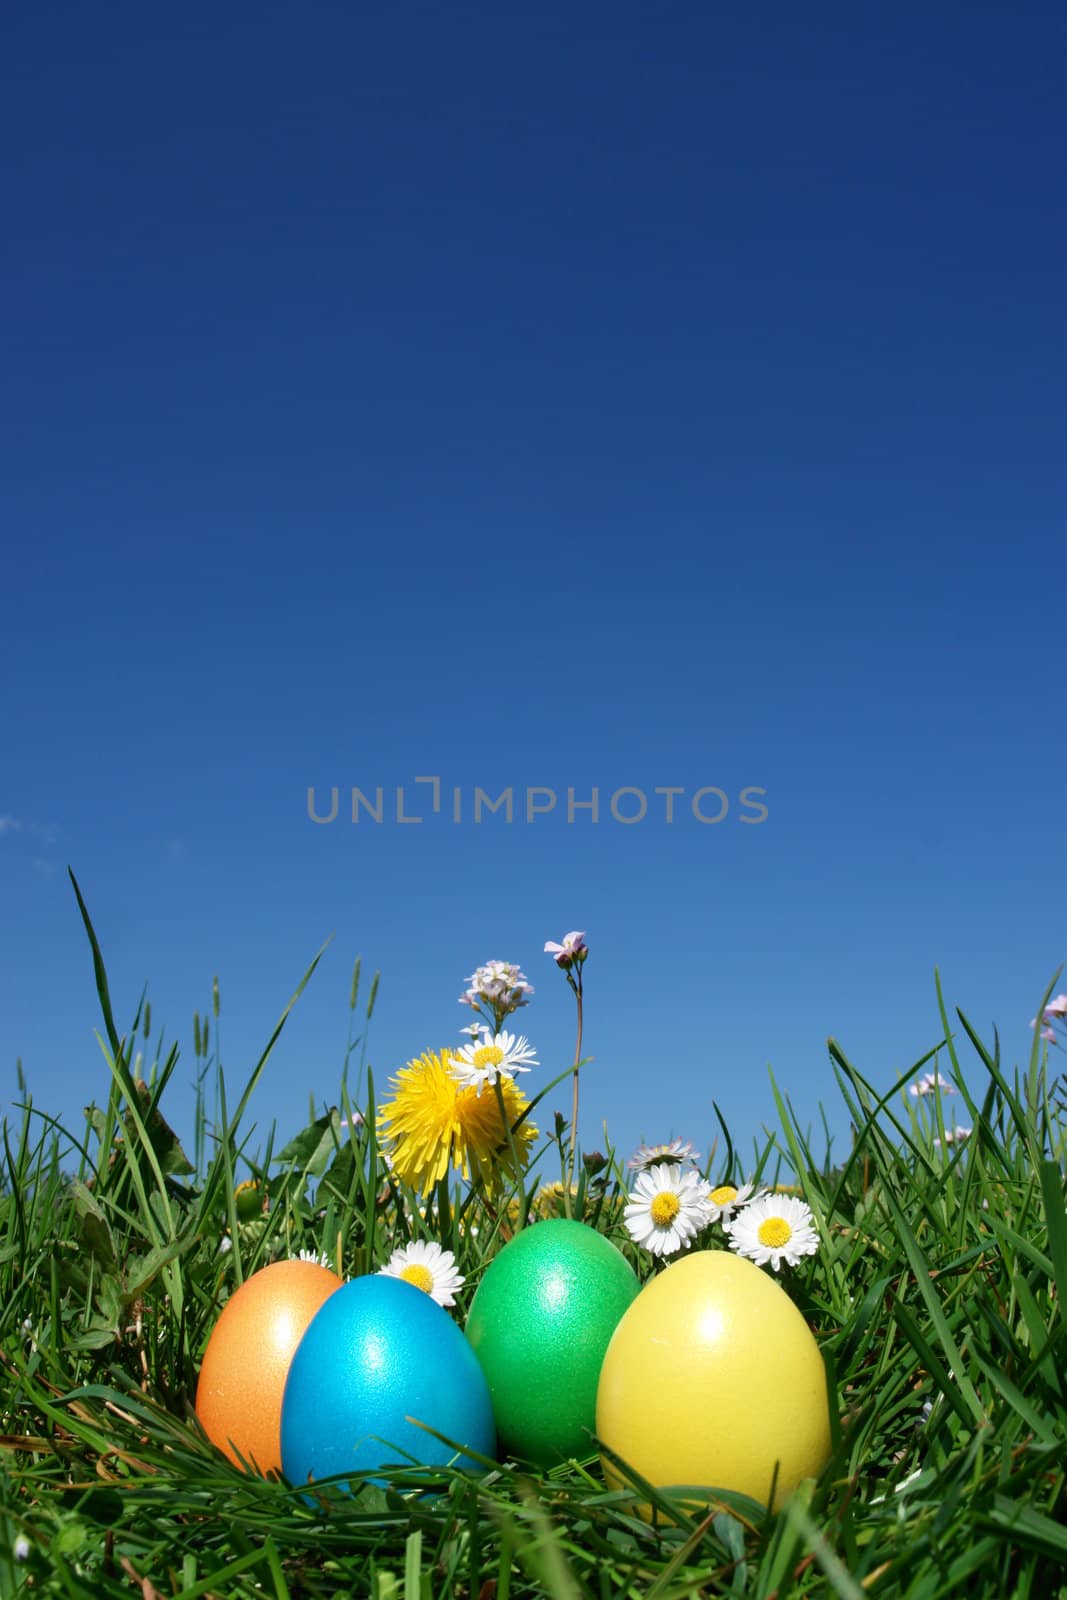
53 1521 87 1558
69 1180 117 1270
713 1509 746 1564
96 1274 123 1327
277 1109 341 1178
320 1139 356 1197
133 1084 195 1177
71 1324 119 1352
121 1238 191 1306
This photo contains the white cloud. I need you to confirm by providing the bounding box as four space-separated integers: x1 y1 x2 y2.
0 816 60 846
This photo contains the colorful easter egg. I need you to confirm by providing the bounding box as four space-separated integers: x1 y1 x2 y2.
596 1250 832 1512
280 1275 495 1490
196 1258 343 1475
465 1219 640 1466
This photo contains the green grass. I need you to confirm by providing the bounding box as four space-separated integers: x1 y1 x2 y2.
2 891 1066 1598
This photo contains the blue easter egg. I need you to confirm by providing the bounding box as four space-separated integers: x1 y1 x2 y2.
280 1275 495 1491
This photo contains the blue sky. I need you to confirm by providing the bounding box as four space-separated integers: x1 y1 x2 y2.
3 2 1064 1184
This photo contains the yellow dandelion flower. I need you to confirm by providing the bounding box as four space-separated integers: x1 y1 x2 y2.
533 1181 578 1219
377 1048 538 1197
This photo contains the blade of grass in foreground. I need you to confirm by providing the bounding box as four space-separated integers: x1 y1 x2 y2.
1037 1157 1067 1319
874 1180 986 1425
509 1483 584 1600
68 868 123 1063
779 1489 865 1600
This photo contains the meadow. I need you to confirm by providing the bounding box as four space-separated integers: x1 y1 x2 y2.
2 883 1066 1599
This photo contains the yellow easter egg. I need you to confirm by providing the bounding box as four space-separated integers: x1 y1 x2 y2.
596 1250 831 1512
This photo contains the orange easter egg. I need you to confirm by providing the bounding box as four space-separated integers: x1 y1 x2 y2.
196 1259 343 1475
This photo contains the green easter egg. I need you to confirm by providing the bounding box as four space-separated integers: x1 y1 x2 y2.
465 1219 640 1466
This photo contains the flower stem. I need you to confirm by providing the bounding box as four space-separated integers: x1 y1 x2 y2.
564 974 584 1218
436 1175 453 1251
493 1076 527 1233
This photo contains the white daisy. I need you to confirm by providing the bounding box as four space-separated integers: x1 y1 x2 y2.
378 1240 466 1307
727 1194 820 1272
707 1180 766 1226
449 1028 538 1095
295 1248 333 1269
627 1138 699 1170
624 1163 712 1256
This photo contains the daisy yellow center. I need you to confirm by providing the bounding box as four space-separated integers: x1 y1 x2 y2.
400 1264 435 1293
473 1044 505 1070
710 1185 738 1206
650 1192 681 1226
757 1217 793 1248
